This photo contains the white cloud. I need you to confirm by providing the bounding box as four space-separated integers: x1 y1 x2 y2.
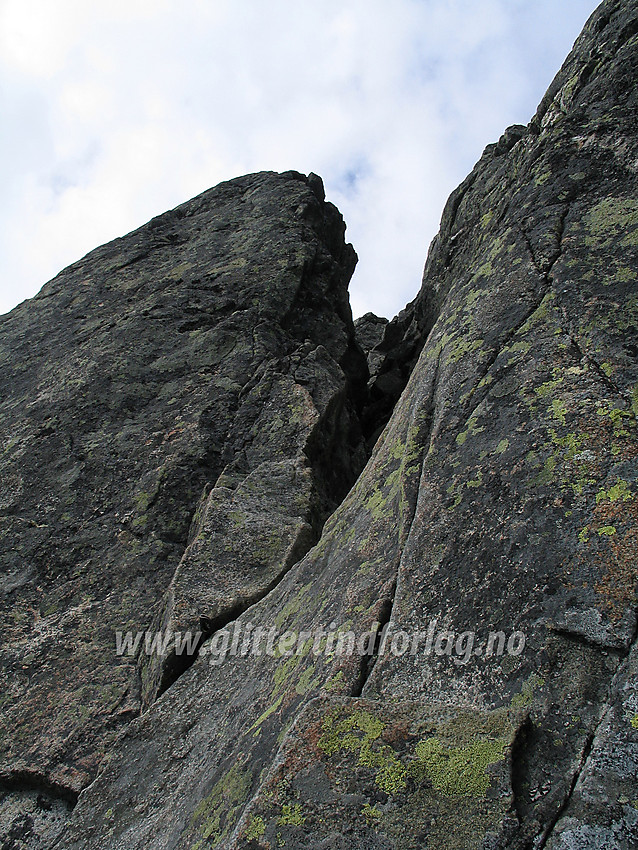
0 0 600 318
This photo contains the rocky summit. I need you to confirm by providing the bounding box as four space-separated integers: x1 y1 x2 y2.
1 1 637 848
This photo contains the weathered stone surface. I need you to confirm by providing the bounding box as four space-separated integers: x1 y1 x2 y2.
354 313 388 379
2 0 637 847
233 697 524 850
361 2 638 842
52 2 637 847
0 784 73 850
49 376 433 849
544 642 638 850
0 171 368 842
355 305 428 449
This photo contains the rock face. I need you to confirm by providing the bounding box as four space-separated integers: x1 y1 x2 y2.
1 0 637 847
0 171 368 845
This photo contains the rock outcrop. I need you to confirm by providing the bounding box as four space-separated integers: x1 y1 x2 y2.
0 171 368 846
1 0 637 847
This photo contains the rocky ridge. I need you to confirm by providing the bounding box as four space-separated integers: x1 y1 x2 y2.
1 0 637 847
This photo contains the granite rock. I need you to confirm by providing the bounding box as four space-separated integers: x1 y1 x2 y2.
1 0 637 848
0 170 368 844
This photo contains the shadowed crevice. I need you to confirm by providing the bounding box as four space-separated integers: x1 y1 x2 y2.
0 770 78 808
350 595 395 698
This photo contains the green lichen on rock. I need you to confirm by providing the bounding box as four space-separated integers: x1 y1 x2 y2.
248 695 284 735
364 486 387 520
456 414 486 446
277 803 305 826
318 704 408 794
243 815 266 841
511 674 546 710
414 735 508 797
584 196 638 247
324 670 345 692
294 663 320 696
318 706 384 757
361 802 381 824
596 479 633 504
447 335 485 365
374 754 408 794
239 698 521 850
317 702 515 802
274 582 312 629
189 762 252 847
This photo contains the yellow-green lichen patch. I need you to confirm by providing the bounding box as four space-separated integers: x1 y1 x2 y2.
274 582 312 629
168 261 194 280
374 755 408 794
408 706 516 800
252 698 523 850
323 670 345 692
584 197 638 248
278 803 305 826
517 289 557 337
244 815 266 841
466 469 484 490
510 674 545 710
559 71 581 107
535 377 564 401
568 471 638 620
250 631 322 738
361 802 381 824
363 467 404 521
456 414 486 446
591 494 638 619
413 735 508 797
481 211 494 228
295 664 320 696
532 414 618 497
631 714 638 730
446 464 487 508
187 761 252 847
358 411 427 527
528 379 638 619
388 434 406 460
318 706 383 756
318 705 408 794
317 701 517 805
365 486 386 520
447 336 485 365
478 373 494 388
596 479 633 504
534 169 552 187
249 695 284 735
580 294 638 349
551 398 568 425
614 265 637 282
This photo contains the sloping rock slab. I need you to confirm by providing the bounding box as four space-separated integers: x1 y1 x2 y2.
231 696 523 850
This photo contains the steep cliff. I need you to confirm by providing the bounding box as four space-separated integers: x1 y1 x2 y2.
1 0 637 848
0 171 368 846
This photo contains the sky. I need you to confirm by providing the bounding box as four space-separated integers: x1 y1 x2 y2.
0 0 600 321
